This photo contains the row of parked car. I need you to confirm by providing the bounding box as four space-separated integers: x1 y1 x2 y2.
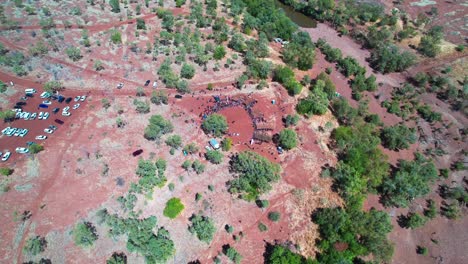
2 127 28 137
15 111 50 120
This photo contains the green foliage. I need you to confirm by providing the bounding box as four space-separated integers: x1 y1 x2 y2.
381 153 438 207
268 211 280 222
313 207 394 263
133 99 150 113
73 222 98 247
283 114 299 127
265 245 312 264
282 32 315 70
150 90 168 105
213 45 226 60
135 158 167 195
0 110 16 122
29 143 44 154
416 246 428 256
165 135 182 149
175 0 186 7
107 252 127 264
229 32 246 53
370 44 416 73
258 222 268 232
24 236 46 255
220 138 233 152
180 63 195 79
110 30 122 44
183 143 199 154
158 58 179 88
99 210 175 263
109 0 120 13
296 84 329 116
256 199 269 209
43 80 63 93
380 125 417 150
144 115 174 141
417 104 441 123
65 47 82 61
273 65 302 96
29 41 48 57
224 245 243 264
399 212 427 229
278 129 298 150
188 214 216 243
0 81 6 93
418 26 443 57
205 150 223 164
136 18 146 30
0 167 13 176
225 224 234 233
93 60 104 71
202 114 228 137
182 160 192 171
441 202 460 219
229 151 281 200
316 72 337 99
163 198 184 219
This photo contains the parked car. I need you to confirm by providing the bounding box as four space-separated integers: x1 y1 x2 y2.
132 149 143 157
35 135 47 140
42 100 52 105
73 103 80 110
16 147 29 154
13 105 22 109
38 112 44 120
50 95 58 100
62 112 71 116
65 97 72 103
1 127 10 135
63 106 70 112
80 95 86 101
16 102 26 106
153 81 158 88
175 94 183 99
25 88 37 94
49 125 57 130
25 93 34 98
20 96 28 101
2 152 11 161
14 129 22 136
52 107 60 114
54 119 64 125
43 112 50 120
144 80 150 86
23 113 31 120
26 141 34 146
44 128 54 134
117 83 124 89
19 129 28 137
39 104 49 109
58 96 65 103
6 128 16 136
74 96 80 102
40 92 50 98
30 113 37 120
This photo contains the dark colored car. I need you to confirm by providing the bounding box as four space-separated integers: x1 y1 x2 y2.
50 95 58 100
13 105 22 109
144 80 151 86
54 119 64 125
39 104 49 108
52 107 60 114
16 102 26 106
65 97 72 103
25 93 34 97
175 94 183 99
132 149 143 157
58 96 65 103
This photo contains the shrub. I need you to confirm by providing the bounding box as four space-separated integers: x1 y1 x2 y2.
424 199 437 219
256 199 269 209
165 135 182 149
133 99 150 113
183 143 199 154
109 0 120 13
180 63 195 79
192 160 205 174
73 222 98 247
136 18 146 30
188 214 216 243
0 81 7 93
369 44 416 73
29 143 44 154
24 236 47 255
399 212 427 229
110 30 122 44
416 246 428 255
221 137 232 151
213 45 226 60
66 47 82 61
201 114 228 137
380 125 417 150
268 211 280 222
258 222 268 232
205 150 223 164
107 252 127 264
225 224 234 233
144 115 173 140
94 60 104 71
182 160 192 171
265 245 312 263
0 167 13 176
278 129 297 150
296 88 329 116
150 90 168 105
43 80 63 93
163 198 184 219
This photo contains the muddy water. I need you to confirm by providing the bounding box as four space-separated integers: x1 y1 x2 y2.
274 0 317 28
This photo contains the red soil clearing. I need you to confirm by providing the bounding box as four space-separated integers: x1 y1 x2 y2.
218 107 254 144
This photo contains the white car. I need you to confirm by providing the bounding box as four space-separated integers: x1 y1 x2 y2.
1 152 11 161
40 92 50 98
15 112 22 118
42 100 52 105
38 112 44 120
43 112 50 120
73 103 80 110
1 127 10 135
62 112 71 116
153 81 158 88
23 113 31 120
80 95 86 101
63 106 70 112
30 113 37 120
74 96 80 102
44 128 54 134
35 135 47 140
19 129 28 137
14 129 22 136
6 128 16 136
15 147 29 154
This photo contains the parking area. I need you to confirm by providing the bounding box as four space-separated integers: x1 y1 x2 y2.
0 86 88 163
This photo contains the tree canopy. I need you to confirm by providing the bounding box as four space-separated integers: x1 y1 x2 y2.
201 114 228 137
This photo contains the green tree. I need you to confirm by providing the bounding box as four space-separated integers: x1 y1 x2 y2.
380 125 417 150
144 115 174 140
136 18 146 30
224 245 243 264
0 167 13 176
29 143 44 154
296 87 329 116
107 252 127 264
133 99 150 113
283 114 299 127
180 63 195 79
165 135 182 149
202 114 228 137
43 80 63 93
213 45 226 60
66 47 82 61
278 129 298 150
109 0 120 13
151 90 168 105
73 222 98 247
0 81 7 93
110 30 122 44
268 211 281 222
399 212 427 229
188 214 216 243
205 150 223 164
163 198 184 219
192 160 205 174
265 245 312 264
24 236 47 256
222 137 232 151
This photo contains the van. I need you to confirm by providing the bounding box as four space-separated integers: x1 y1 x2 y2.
25 88 37 94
